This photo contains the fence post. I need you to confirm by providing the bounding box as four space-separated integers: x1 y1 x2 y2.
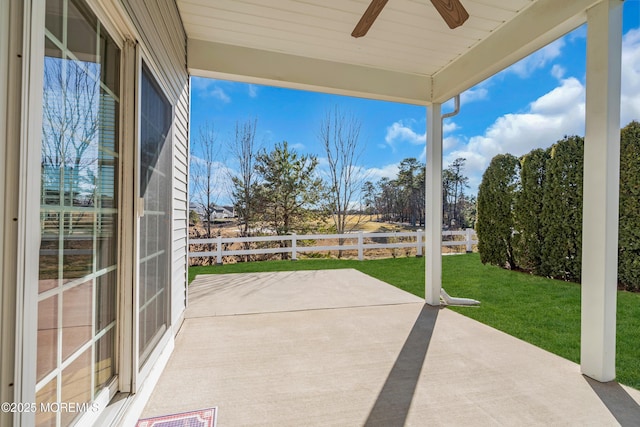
291 233 297 261
216 235 223 265
466 228 473 253
358 231 364 261
416 229 423 257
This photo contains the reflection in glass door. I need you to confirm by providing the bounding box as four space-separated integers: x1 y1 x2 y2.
138 63 172 367
38 0 119 425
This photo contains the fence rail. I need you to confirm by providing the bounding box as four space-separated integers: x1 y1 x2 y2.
189 229 477 264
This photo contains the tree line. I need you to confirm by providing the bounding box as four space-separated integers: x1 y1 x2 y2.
476 121 640 290
191 109 476 247
361 157 475 229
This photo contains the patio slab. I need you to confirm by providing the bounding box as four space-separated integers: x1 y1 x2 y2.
186 269 424 317
141 270 640 426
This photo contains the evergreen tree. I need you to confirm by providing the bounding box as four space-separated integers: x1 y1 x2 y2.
362 180 378 220
376 177 397 222
254 141 325 236
618 121 640 290
540 136 584 281
514 148 550 272
477 154 519 268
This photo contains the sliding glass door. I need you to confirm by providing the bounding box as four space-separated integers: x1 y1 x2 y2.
138 63 172 367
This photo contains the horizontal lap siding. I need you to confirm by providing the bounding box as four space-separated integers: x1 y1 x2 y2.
172 85 189 327
121 0 189 329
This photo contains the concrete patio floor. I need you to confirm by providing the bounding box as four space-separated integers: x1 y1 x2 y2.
140 269 640 426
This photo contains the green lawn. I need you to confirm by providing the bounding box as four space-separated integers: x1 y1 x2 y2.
189 253 640 389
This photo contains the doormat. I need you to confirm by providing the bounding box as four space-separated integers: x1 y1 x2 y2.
136 407 217 427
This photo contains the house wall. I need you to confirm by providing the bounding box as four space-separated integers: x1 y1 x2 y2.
120 0 189 330
0 1 189 424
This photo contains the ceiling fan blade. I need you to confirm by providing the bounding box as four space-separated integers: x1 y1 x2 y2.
352 0 389 38
430 0 469 29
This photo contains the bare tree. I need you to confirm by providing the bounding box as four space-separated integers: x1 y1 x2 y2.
42 58 100 207
319 107 367 255
190 122 222 238
229 119 259 236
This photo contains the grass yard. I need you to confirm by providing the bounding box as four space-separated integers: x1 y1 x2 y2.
189 253 640 389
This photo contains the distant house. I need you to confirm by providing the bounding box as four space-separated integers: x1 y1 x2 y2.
189 203 235 223
213 205 235 218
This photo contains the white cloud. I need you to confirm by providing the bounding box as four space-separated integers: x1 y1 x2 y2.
364 163 400 181
191 77 232 103
551 64 566 80
529 77 584 116
460 86 489 104
191 77 213 91
621 28 640 126
443 121 459 134
248 84 258 98
443 135 461 151
505 38 566 78
385 121 426 148
209 87 231 103
443 85 489 110
444 76 586 192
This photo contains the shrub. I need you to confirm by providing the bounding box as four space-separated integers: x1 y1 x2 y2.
514 148 550 272
477 154 519 269
619 121 640 290
540 136 583 281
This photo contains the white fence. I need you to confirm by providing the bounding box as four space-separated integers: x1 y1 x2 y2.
189 229 477 264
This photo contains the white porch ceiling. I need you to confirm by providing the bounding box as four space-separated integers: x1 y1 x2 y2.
177 0 600 104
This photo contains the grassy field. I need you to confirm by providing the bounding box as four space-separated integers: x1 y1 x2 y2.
189 253 640 389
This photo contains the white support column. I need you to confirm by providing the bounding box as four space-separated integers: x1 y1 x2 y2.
581 0 623 383
426 104 443 306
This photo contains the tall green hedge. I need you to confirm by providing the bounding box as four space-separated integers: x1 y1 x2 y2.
539 136 584 281
477 154 519 269
619 121 640 290
514 148 550 273
479 125 640 289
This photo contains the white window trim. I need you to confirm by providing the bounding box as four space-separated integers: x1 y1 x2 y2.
16 1 46 426
117 37 137 396
1 2 22 427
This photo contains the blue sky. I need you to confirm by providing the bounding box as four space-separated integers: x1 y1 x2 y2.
190 2 640 203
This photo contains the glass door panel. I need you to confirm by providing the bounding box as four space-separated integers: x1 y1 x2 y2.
37 0 120 425
138 62 172 367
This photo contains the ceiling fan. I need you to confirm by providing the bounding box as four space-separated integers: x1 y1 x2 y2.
351 0 469 38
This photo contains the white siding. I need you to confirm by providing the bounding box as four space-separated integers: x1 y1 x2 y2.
121 0 189 330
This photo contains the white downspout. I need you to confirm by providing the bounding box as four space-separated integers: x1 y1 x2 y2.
439 95 480 307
